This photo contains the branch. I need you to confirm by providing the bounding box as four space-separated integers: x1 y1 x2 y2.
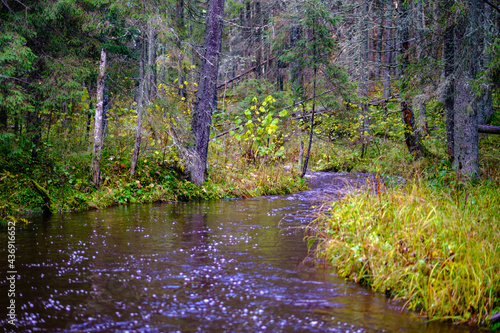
211 126 241 140
217 55 278 90
276 88 337 113
479 125 500 134
368 95 400 105
482 0 500 13
0 74 29 84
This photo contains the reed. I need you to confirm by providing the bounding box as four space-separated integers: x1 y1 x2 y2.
311 179 500 327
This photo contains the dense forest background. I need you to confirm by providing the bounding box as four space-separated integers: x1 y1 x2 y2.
1 0 499 214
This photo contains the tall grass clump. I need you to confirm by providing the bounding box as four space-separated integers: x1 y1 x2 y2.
312 179 500 327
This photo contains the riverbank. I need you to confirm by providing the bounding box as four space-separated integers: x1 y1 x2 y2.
310 176 500 328
0 159 306 223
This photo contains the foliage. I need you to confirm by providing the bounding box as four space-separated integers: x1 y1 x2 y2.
228 95 291 161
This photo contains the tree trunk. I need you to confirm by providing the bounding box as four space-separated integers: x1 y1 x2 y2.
382 0 391 99
398 0 422 159
176 0 187 98
376 1 384 76
443 11 455 163
254 1 262 79
478 1 494 125
453 0 480 178
91 48 107 186
28 104 41 161
131 35 146 176
417 99 428 135
358 0 370 157
147 19 157 102
86 101 93 143
301 21 317 178
289 25 303 97
187 0 225 186
0 102 7 130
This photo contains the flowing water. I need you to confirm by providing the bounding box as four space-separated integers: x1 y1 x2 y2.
1 173 477 332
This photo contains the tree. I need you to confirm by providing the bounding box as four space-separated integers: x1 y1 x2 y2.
278 0 349 176
443 0 455 163
91 48 107 185
398 0 423 159
452 0 481 177
186 0 226 185
131 33 146 176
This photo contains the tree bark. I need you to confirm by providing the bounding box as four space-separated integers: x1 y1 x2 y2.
187 0 225 186
147 19 157 102
453 0 480 178
290 25 303 97
91 48 107 186
479 125 500 134
254 1 262 79
0 102 7 130
382 0 391 99
398 0 422 159
358 0 370 157
443 10 455 163
478 1 494 125
131 35 146 176
301 20 317 178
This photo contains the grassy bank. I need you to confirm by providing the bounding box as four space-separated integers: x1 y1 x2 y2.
0 147 306 221
310 135 500 328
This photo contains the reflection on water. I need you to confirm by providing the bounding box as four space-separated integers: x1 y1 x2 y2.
0 174 478 332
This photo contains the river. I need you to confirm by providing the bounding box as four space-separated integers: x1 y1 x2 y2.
0 173 477 332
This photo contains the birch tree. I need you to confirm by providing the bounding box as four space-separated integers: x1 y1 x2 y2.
91 48 107 186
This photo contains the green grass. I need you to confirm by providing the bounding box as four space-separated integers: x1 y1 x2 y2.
310 173 500 327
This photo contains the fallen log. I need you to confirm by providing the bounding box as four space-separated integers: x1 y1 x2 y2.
478 125 500 134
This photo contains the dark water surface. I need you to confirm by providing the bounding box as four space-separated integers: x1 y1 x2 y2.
1 173 477 332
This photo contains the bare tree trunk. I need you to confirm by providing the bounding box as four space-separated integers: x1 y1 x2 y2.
131 35 146 176
301 21 317 178
358 0 370 157
453 0 480 178
382 0 391 99
417 99 428 135
176 0 187 98
398 0 422 159
290 25 303 98
187 0 225 186
0 96 7 130
28 101 41 161
415 0 427 135
376 1 384 76
91 48 107 186
254 1 262 79
478 1 494 125
443 7 455 163
147 19 157 102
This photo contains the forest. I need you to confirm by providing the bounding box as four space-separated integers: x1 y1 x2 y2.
1 0 500 328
